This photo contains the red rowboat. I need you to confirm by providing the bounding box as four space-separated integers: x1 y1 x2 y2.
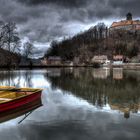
0 95 42 123
0 86 42 113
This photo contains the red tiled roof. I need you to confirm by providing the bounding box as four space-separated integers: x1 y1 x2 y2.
110 20 140 28
113 55 123 60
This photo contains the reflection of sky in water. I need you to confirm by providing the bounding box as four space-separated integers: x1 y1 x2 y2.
0 69 140 140
0 70 50 88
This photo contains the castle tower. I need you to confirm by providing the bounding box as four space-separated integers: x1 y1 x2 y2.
126 13 132 20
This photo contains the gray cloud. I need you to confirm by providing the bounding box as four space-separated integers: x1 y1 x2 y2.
17 0 89 8
0 0 139 57
109 0 140 17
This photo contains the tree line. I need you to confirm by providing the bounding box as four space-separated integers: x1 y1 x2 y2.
45 22 140 63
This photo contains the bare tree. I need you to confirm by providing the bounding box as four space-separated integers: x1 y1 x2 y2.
1 22 20 52
0 31 4 48
23 42 34 59
12 38 21 53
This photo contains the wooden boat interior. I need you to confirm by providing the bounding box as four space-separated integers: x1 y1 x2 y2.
0 86 42 103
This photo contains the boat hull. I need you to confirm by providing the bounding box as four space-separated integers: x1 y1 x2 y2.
0 97 42 123
0 90 42 113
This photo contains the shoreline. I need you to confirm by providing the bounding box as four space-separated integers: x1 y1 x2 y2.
0 63 140 70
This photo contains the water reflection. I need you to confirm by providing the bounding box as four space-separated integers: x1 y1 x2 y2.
0 70 33 87
0 70 48 88
92 68 110 79
0 68 140 140
46 68 140 119
0 69 140 119
113 68 123 80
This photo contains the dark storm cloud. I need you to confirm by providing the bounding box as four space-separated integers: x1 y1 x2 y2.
111 0 140 18
17 0 88 8
0 0 140 57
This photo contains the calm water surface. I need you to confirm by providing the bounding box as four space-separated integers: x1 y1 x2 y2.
0 68 140 140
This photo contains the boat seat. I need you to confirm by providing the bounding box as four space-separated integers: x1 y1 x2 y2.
0 98 12 101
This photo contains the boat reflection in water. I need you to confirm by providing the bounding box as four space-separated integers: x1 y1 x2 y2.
0 91 42 123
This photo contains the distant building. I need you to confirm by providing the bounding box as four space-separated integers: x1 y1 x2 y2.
41 58 46 65
113 55 124 65
64 61 73 66
91 55 110 64
41 56 61 65
110 13 140 32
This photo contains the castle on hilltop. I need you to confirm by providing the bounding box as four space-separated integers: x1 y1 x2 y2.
110 13 140 31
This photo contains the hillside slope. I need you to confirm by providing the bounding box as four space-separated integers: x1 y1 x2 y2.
0 48 20 67
45 23 140 63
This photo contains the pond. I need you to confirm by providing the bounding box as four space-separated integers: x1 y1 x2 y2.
0 68 140 140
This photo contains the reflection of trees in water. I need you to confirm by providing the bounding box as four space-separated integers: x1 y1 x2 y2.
0 71 18 86
46 68 140 117
23 70 33 87
0 70 33 87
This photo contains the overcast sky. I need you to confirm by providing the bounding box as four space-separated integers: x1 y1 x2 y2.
0 0 140 57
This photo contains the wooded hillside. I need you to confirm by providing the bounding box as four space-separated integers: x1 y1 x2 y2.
45 22 140 63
